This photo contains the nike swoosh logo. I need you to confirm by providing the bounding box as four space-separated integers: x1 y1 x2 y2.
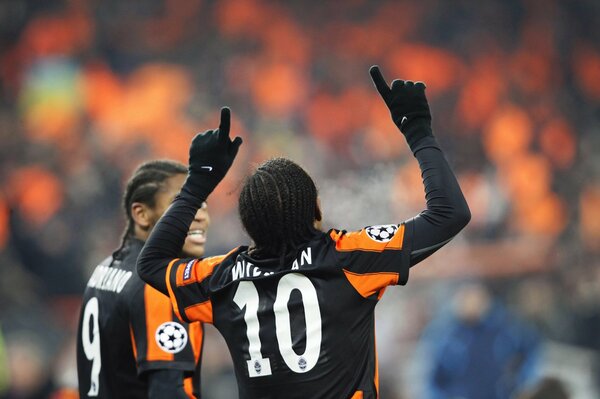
200 166 213 171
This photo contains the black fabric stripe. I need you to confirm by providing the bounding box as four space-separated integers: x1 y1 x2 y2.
130 282 148 367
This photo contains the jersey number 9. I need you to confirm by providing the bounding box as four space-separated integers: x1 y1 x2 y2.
82 297 102 396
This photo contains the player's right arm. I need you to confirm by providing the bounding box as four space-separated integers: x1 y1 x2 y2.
138 108 242 297
369 65 471 266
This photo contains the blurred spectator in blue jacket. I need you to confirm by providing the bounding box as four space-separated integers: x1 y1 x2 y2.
420 282 541 399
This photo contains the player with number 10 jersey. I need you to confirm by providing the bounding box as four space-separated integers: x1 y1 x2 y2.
138 66 471 398
162 223 411 398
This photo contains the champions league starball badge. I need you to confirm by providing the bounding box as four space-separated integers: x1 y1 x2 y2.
365 224 399 243
155 321 188 354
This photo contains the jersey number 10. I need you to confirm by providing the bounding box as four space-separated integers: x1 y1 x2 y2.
233 273 322 378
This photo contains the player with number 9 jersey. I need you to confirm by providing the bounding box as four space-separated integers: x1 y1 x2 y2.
77 160 210 398
138 67 471 398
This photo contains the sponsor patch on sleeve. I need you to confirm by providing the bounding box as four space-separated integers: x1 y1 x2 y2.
183 260 195 281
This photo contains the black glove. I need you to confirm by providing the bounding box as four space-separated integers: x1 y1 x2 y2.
181 107 243 203
369 65 433 152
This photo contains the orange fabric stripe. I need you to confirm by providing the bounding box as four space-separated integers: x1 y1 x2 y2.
129 324 137 360
342 269 399 298
176 247 240 287
330 225 405 252
176 254 227 287
166 258 184 321
144 284 174 362
183 376 195 398
350 391 364 399
188 322 203 363
184 300 213 324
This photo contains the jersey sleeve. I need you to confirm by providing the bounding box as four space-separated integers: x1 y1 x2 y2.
165 255 228 324
329 222 413 299
128 284 203 375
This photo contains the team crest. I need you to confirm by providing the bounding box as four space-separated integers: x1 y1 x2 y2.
298 357 307 371
365 224 399 243
155 321 188 354
254 360 262 375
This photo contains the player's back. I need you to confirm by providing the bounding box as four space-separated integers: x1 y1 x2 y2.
167 225 410 399
77 250 143 398
78 239 203 398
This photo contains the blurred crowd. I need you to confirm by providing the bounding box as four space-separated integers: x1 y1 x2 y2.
0 0 598 397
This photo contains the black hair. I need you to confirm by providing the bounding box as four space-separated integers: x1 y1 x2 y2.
239 157 320 260
113 160 187 260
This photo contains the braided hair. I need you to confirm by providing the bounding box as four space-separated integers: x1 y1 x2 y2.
239 158 320 260
113 160 187 260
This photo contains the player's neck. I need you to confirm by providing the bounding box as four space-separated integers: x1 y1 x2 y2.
133 225 150 242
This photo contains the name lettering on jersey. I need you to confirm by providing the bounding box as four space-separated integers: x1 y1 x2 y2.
87 265 132 294
291 247 312 270
183 260 195 281
232 247 313 281
232 259 271 281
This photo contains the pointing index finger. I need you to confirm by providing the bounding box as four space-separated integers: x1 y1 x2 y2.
369 65 391 101
218 107 231 141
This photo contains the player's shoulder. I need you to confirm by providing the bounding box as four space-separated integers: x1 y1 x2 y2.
327 223 406 252
192 246 246 270
84 252 139 297
98 254 114 267
205 246 246 274
172 246 247 287
117 239 145 272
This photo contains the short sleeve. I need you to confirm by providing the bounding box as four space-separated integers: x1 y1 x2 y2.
329 223 413 299
165 255 228 324
128 284 201 375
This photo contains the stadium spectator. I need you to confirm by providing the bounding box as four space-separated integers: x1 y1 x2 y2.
420 281 541 399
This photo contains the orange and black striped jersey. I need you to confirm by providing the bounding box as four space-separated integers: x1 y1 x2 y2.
163 224 412 399
76 239 203 399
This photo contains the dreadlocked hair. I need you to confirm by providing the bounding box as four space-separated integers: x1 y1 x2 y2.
113 160 187 260
239 157 320 261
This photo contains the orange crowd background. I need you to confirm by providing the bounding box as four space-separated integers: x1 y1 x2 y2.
0 0 598 397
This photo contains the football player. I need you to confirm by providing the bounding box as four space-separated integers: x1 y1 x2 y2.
77 160 209 398
138 66 471 399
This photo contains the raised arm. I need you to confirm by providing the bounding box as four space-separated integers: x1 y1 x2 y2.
137 108 242 295
369 66 470 266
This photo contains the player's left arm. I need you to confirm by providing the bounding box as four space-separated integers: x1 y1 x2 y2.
332 66 470 296
137 107 242 296
369 65 471 266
